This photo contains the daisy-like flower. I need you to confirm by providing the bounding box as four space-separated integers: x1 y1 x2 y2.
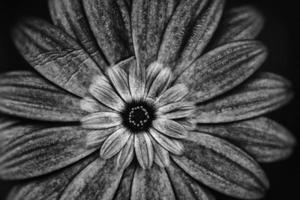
0 0 296 200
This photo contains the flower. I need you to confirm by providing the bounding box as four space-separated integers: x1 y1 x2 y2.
0 0 296 200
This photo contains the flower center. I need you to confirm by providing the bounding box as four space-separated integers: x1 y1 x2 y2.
121 101 156 133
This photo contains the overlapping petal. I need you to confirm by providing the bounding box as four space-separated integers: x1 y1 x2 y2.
196 117 296 162
194 72 293 123
12 18 103 97
0 71 85 121
173 132 269 199
0 117 95 179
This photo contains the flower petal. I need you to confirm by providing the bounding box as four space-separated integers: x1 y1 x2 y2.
147 66 172 99
107 57 133 102
131 165 176 200
49 0 107 68
157 102 195 119
86 128 118 148
149 128 183 155
80 96 113 113
81 112 122 129
83 0 133 64
113 165 136 200
0 118 95 179
116 134 134 170
167 161 215 200
196 117 296 162
89 75 125 111
156 83 189 106
158 0 224 70
151 137 170 167
59 158 124 200
172 132 269 199
100 128 131 159
132 0 176 68
153 118 187 139
134 132 154 169
194 72 293 123
129 59 146 100
178 41 267 103
0 71 85 122
7 154 97 200
212 6 264 47
12 18 103 97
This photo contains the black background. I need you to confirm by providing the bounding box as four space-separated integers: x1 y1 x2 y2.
0 0 299 199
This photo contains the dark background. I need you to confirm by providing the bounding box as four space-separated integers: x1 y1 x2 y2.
0 0 299 199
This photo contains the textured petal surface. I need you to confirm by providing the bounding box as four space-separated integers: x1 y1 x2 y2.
131 165 176 200
212 6 264 47
59 158 123 200
132 0 176 68
113 165 136 200
89 75 125 111
158 0 224 70
100 128 131 159
85 128 118 148
7 154 97 200
151 137 170 167
172 132 269 199
156 84 189 106
129 59 146 100
196 117 296 162
178 41 267 103
167 161 215 200
116 135 134 170
49 0 107 68
80 96 113 113
81 112 122 129
0 71 85 121
13 18 103 97
194 72 293 123
149 128 184 155
83 0 133 64
134 133 154 169
0 118 95 179
153 118 187 139
158 102 195 119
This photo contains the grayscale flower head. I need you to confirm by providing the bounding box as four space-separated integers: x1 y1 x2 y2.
0 0 296 200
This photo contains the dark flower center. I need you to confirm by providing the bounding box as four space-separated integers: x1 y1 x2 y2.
121 101 156 133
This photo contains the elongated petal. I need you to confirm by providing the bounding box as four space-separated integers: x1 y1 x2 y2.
49 0 107 68
132 0 176 68
86 128 118 148
212 6 264 47
0 119 95 179
196 117 296 162
194 72 293 123
149 128 183 155
59 158 123 200
12 18 103 97
151 137 170 167
172 132 269 199
156 84 189 106
113 165 136 200
116 134 134 170
107 57 133 102
0 71 85 121
158 102 195 119
80 96 113 113
131 165 175 200
134 133 154 169
81 112 122 129
158 0 224 70
100 128 131 159
178 41 267 103
7 154 97 200
89 75 125 111
153 118 187 139
83 0 133 64
167 161 215 200
129 59 146 100
147 66 172 99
